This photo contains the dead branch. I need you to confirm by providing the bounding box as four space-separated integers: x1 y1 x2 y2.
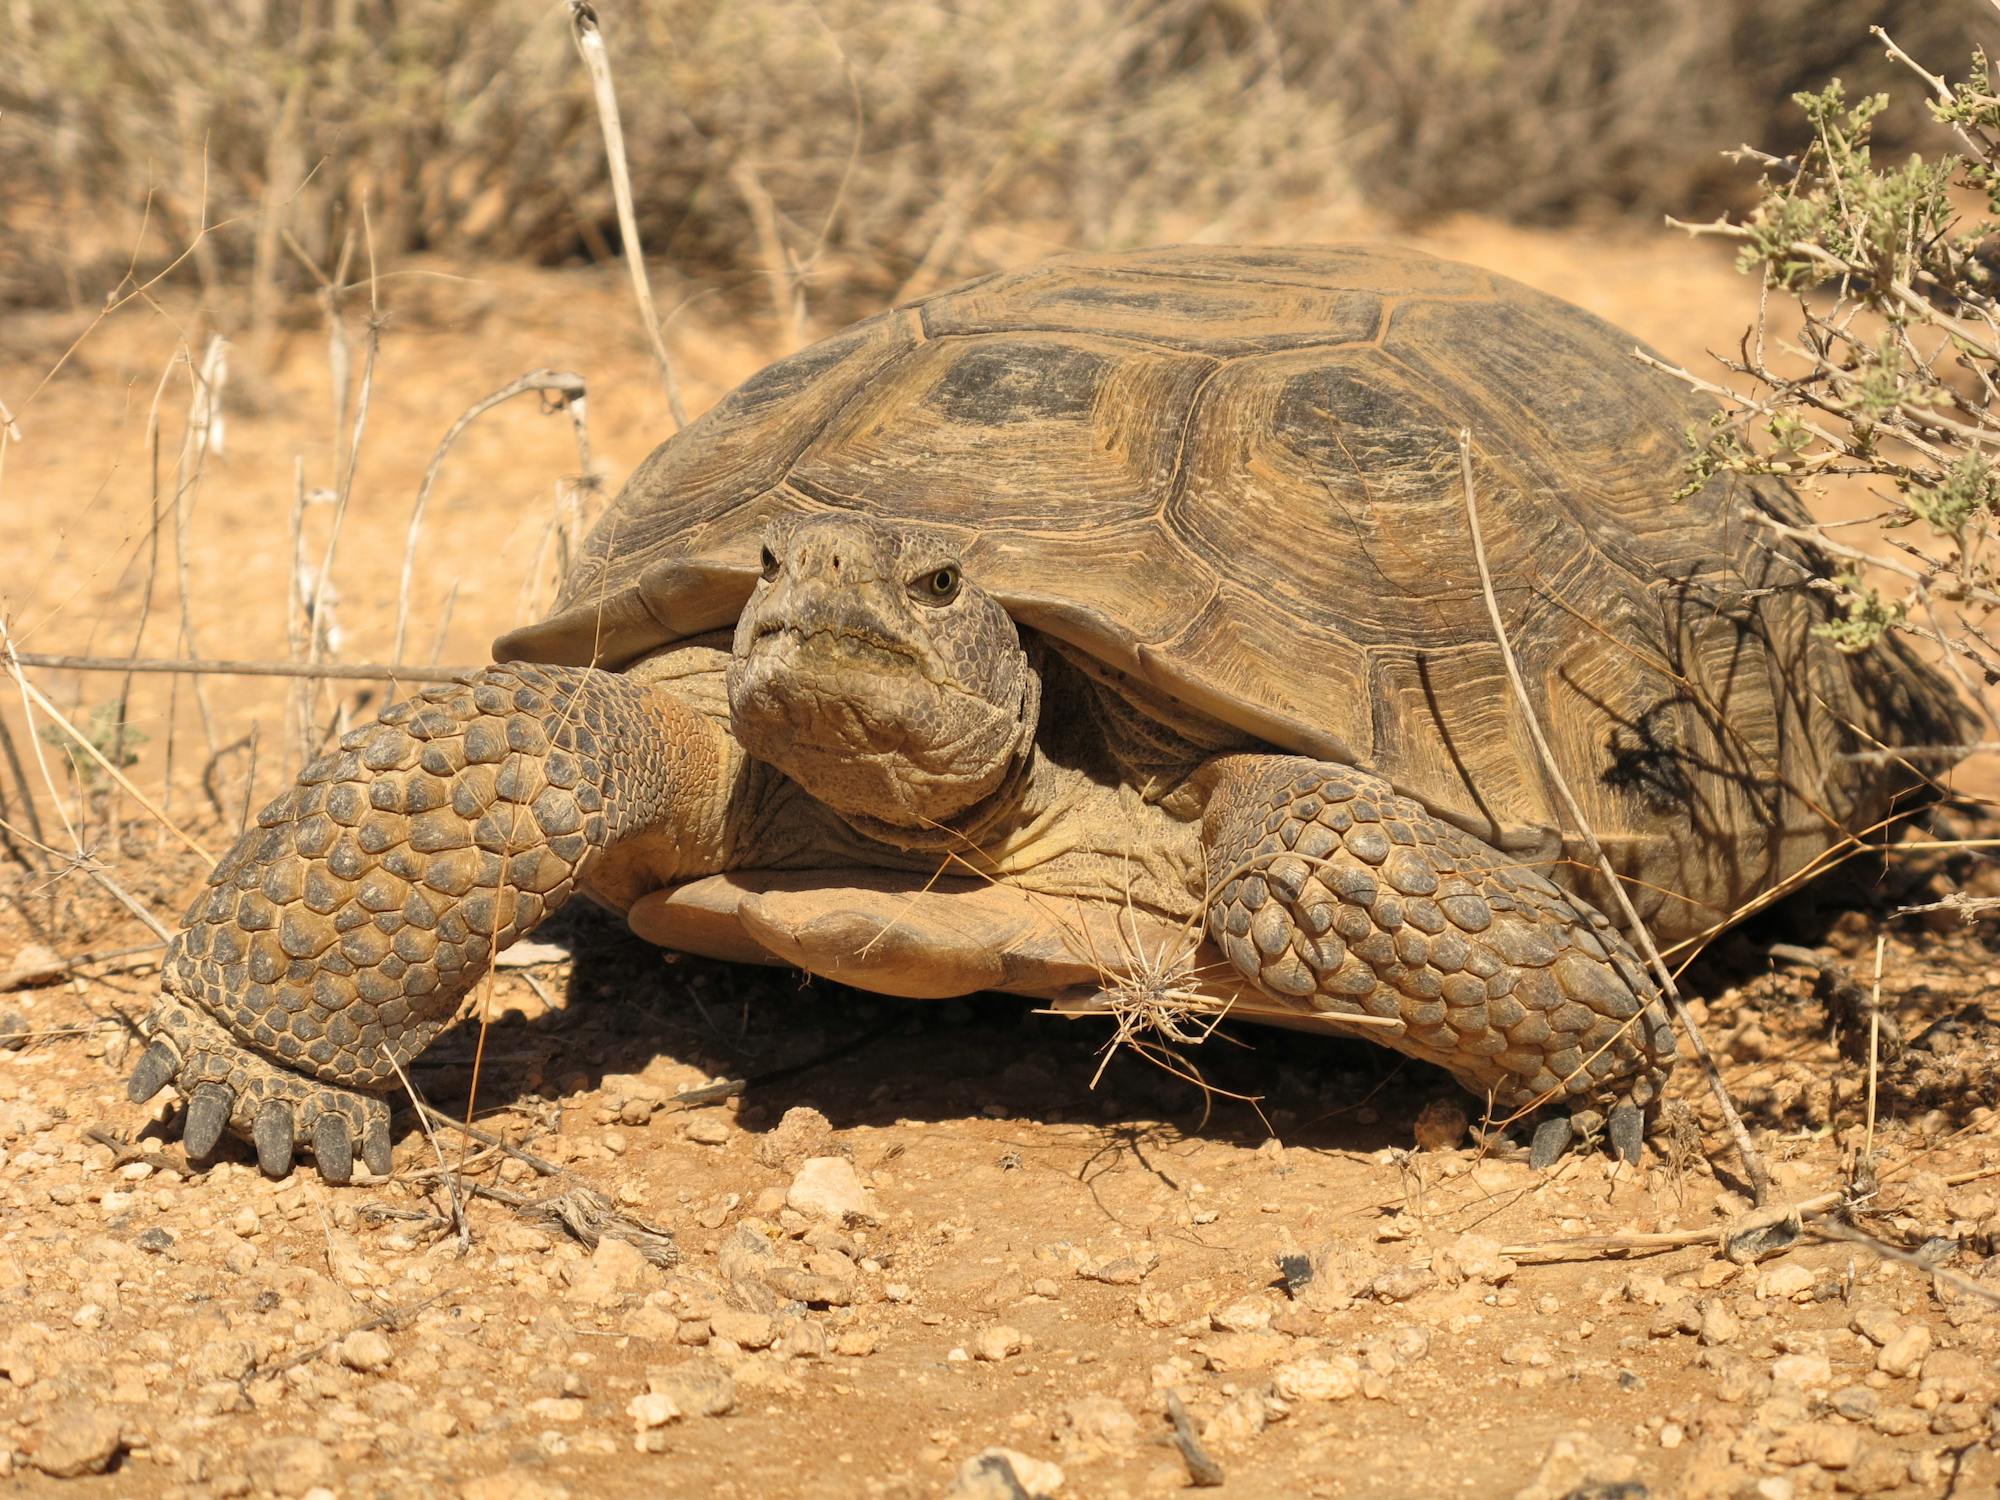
9 653 477 682
567 2 687 428
1457 430 1774 1204
393 369 591 664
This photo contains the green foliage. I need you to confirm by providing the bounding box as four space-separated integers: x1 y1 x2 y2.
1817 574 1905 654
40 703 143 789
1683 19 2000 683
1907 453 2000 536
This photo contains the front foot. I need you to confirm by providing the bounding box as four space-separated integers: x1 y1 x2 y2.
1525 1102 1645 1169
128 995 392 1182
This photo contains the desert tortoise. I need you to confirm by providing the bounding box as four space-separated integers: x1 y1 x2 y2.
128 244 1965 1181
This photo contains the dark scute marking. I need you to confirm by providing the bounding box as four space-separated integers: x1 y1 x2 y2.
923 341 1110 425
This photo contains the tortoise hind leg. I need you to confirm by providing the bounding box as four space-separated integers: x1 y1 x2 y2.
129 662 733 1181
1200 754 1676 1158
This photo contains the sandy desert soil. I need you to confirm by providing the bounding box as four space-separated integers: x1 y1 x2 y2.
0 220 1996 1499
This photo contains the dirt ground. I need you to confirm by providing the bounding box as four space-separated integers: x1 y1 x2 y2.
1 219 1997 1499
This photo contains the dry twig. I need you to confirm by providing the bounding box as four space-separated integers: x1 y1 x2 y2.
567 2 687 429
392 369 591 665
1456 430 1774 1204
9 652 476 682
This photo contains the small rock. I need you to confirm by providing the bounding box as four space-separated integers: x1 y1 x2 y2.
1875 1325 1931 1378
1194 1330 1290 1372
0 943 61 992
1760 1263 1815 1299
1500 1337 1555 1368
682 1116 731 1146
337 1329 394 1373
774 1315 828 1361
1081 1257 1147 1286
1849 1306 1900 1346
1842 1449 1910 1496
786 1157 876 1223
1829 1386 1879 1421
460 1470 569 1500
1436 1233 1516 1286
1369 1265 1437 1302
752 1105 834 1169
1510 1430 1640 1500
1915 1348 1984 1403
1202 1387 1273 1451
568 1236 651 1306
245 1435 332 1496
1698 1301 1741 1347
973 1324 1026 1362
1650 1299 1701 1338
831 1325 881 1358
1797 1423 1860 1470
1871 1404 1926 1437
1210 1297 1272 1333
1274 1353 1362 1402
1134 1288 1179 1327
709 1310 776 1350
30 1402 123 1478
642 1358 736 1421
1051 1395 1139 1455
948 1448 1063 1499
1772 1352 1833 1389
1413 1096 1468 1151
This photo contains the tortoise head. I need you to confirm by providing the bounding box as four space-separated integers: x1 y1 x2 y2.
728 513 1039 833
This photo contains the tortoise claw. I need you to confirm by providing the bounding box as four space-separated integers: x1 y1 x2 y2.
312 1113 355 1185
183 1083 234 1160
1528 1115 1574 1170
254 1100 296 1177
126 1040 180 1104
361 1108 393 1178
1608 1103 1644 1166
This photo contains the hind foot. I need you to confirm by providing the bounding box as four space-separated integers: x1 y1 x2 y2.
127 995 392 1182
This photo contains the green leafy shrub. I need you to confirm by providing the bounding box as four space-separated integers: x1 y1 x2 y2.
1674 22 2000 699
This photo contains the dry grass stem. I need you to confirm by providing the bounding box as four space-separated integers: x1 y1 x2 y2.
567 2 687 429
1807 1217 2000 1310
9 653 478 683
392 370 591 666
5 662 215 868
170 334 231 769
387 1051 470 1251
1456 429 1774 1204
1864 933 1884 1163
1500 1190 1844 1263
286 455 312 763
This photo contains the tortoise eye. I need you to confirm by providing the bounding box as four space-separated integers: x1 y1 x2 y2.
759 545 781 581
916 564 961 604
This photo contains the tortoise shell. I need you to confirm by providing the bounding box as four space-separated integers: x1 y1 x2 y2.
498 244 1963 942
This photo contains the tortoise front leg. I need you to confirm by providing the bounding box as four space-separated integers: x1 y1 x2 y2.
128 662 732 1181
1200 754 1677 1161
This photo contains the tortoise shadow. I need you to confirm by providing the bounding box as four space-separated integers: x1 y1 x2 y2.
414 824 2000 1162
407 903 1441 1161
